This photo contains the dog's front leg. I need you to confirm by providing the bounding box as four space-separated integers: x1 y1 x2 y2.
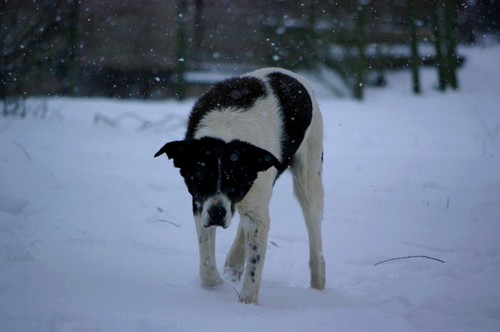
238 212 270 304
194 215 222 287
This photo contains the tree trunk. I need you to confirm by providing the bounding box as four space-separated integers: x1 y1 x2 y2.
175 0 188 100
66 0 79 95
431 0 446 91
353 3 367 100
192 0 204 70
444 0 458 90
409 0 421 94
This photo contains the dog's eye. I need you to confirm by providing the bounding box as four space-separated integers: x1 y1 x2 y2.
193 171 204 180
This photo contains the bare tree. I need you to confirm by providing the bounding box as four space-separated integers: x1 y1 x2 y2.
431 0 459 91
63 0 80 95
174 0 188 100
443 0 458 90
409 0 421 94
192 0 205 69
353 2 368 100
0 0 71 115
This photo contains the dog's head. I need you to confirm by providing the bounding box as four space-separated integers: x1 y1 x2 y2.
154 137 280 229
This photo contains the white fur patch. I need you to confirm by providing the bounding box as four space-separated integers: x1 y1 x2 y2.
194 95 283 162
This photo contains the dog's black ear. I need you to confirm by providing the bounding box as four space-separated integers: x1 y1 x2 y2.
229 140 282 173
251 147 282 173
259 150 282 172
154 140 193 169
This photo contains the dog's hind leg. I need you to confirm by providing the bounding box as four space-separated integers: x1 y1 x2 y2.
291 114 326 290
224 221 246 281
194 215 222 287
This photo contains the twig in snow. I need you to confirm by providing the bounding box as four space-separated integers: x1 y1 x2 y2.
374 255 445 266
473 108 499 145
157 219 180 228
233 287 242 301
13 141 32 161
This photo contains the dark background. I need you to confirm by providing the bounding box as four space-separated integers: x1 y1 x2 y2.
1 0 499 106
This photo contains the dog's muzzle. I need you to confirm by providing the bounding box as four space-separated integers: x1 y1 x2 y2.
206 203 227 228
201 195 232 229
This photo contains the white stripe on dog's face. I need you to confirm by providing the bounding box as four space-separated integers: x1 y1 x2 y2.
200 157 234 229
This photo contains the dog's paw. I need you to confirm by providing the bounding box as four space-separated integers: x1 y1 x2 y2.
223 266 243 282
200 270 222 287
309 256 326 290
201 276 222 287
238 291 258 304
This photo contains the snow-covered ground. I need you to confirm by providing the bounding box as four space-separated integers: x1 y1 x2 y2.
1 45 499 331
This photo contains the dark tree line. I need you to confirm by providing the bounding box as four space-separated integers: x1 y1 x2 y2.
1 0 79 116
408 0 459 94
1 0 498 111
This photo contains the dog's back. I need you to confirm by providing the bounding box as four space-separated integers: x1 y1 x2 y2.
186 67 321 174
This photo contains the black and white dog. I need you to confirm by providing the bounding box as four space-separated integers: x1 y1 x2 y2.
155 68 325 304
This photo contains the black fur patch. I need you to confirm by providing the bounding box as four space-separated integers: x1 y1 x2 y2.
266 72 312 170
186 77 267 139
155 137 280 215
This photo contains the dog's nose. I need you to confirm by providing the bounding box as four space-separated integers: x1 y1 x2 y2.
207 204 226 227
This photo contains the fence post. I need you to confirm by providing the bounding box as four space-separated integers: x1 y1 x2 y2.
431 0 446 91
444 0 459 90
353 2 367 100
409 0 421 94
175 0 188 100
